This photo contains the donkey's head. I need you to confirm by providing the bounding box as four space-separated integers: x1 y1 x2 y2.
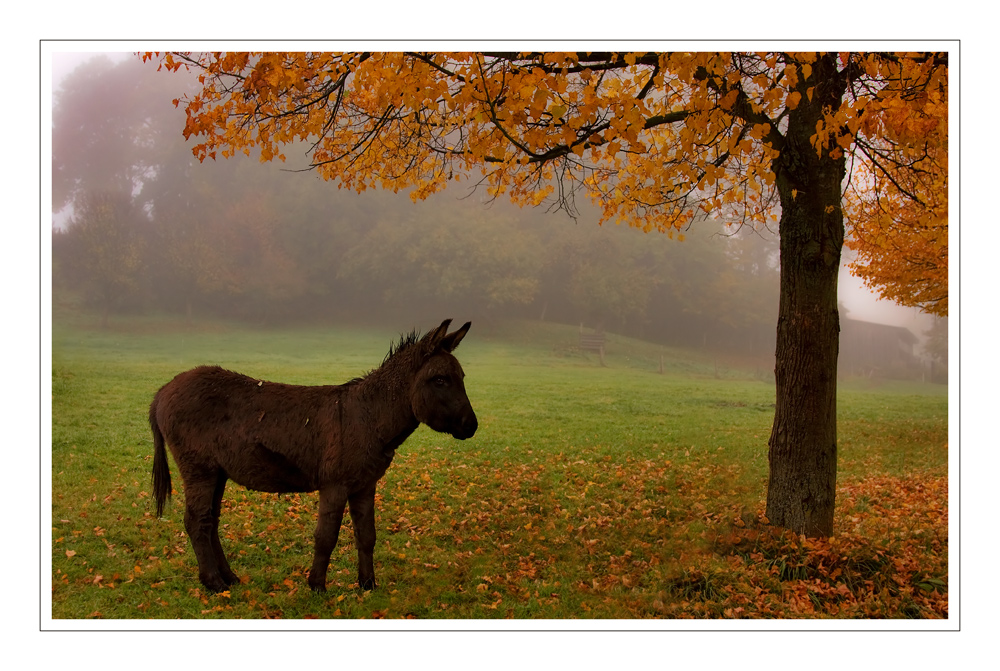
410 320 477 440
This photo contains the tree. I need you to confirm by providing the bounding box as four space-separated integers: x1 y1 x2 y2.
561 230 656 332
701 225 781 352
145 51 948 537
843 85 948 317
53 56 183 216
54 190 145 327
53 55 199 322
337 196 545 321
923 316 948 383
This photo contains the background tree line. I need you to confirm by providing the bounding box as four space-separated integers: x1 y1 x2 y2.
52 54 780 355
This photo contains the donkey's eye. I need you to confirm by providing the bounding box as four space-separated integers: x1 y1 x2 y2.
432 376 448 388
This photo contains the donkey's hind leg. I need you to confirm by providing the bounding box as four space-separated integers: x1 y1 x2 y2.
182 470 231 592
210 471 238 587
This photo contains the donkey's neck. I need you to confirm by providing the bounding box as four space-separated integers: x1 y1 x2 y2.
354 363 420 448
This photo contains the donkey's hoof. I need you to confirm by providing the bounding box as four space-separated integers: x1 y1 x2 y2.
200 575 230 593
308 580 327 593
358 578 377 591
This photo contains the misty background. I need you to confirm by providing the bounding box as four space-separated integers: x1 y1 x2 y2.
49 52 945 382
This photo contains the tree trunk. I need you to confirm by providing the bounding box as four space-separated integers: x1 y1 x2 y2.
766 55 847 537
767 202 841 536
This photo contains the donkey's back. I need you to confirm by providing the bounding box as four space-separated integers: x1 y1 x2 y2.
150 365 345 497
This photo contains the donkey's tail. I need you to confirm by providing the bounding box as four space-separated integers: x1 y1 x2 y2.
149 398 172 518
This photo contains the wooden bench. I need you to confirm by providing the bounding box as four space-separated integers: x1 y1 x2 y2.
579 331 606 366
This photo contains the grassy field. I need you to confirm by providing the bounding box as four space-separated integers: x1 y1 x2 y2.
49 311 949 620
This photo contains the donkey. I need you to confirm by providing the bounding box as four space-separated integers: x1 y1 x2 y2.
149 319 476 593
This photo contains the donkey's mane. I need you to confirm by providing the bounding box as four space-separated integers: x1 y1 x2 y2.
342 329 423 387
382 328 422 366
346 328 424 386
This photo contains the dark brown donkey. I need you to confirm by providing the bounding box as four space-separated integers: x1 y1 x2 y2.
149 319 477 593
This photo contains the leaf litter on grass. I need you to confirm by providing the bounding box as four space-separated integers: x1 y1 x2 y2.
51 319 948 620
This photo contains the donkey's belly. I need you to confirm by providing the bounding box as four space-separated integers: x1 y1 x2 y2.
224 442 317 493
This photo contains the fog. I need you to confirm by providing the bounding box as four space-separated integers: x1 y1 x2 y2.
838 266 934 333
48 50 943 380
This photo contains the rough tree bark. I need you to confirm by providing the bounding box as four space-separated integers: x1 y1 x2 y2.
766 54 847 537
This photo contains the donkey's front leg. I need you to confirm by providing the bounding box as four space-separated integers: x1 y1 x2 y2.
348 484 378 591
308 486 348 592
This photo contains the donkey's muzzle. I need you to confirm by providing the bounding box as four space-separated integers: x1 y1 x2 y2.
451 413 478 440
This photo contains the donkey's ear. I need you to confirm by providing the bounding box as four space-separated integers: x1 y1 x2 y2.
440 321 471 352
423 319 453 353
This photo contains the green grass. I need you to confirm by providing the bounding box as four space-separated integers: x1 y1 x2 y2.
50 311 948 620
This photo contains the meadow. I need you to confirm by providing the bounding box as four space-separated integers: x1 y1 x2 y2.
49 312 949 620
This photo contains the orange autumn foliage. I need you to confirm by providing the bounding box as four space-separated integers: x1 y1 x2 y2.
842 57 948 315
144 51 947 315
